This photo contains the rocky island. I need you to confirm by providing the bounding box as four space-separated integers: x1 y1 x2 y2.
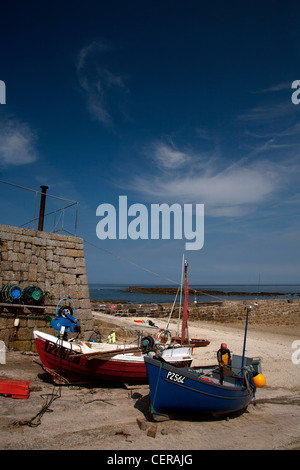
121 286 286 297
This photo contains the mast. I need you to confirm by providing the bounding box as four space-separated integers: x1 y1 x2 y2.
181 260 189 344
241 306 251 372
177 254 185 337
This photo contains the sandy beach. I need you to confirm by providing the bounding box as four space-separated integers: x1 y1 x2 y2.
0 312 300 451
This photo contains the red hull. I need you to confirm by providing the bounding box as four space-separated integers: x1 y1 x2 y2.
35 336 148 385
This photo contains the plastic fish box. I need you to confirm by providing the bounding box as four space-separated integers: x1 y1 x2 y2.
0 379 30 399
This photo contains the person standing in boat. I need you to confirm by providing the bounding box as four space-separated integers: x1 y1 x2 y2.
217 343 232 384
217 343 232 368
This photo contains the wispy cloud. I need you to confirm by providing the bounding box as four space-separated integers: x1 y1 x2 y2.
0 118 38 167
129 161 281 209
245 120 300 140
121 137 294 218
250 82 291 94
148 140 192 170
237 87 300 167
195 128 213 141
237 101 296 122
76 41 129 127
244 138 298 159
238 79 298 124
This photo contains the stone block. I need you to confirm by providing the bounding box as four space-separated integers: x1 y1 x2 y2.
66 249 84 258
46 239 57 247
78 274 88 285
12 241 19 252
55 247 66 256
16 327 32 341
45 271 54 280
17 252 24 262
0 316 7 328
78 309 93 321
6 240 14 250
31 254 38 264
0 329 10 345
64 241 76 249
52 262 60 272
63 273 76 285
34 237 47 247
79 284 90 298
78 299 92 310
2 271 20 282
24 249 32 263
12 261 21 272
46 249 54 261
37 257 46 272
136 418 148 431
1 251 8 261
62 257 76 269
28 265 38 282
9 339 32 351
1 261 13 271
37 272 46 283
75 258 86 267
0 231 12 241
46 260 53 270
147 425 158 438
74 267 87 275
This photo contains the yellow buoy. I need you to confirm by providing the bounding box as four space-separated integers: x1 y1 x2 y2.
253 373 266 388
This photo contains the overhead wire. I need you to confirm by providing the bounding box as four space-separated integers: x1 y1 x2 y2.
61 229 227 302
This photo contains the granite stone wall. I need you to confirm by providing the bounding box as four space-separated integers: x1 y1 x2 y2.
91 298 300 326
0 224 93 350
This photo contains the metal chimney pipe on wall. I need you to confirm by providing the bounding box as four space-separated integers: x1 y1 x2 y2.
38 185 48 231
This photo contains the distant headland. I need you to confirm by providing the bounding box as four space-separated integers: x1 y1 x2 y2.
120 286 286 297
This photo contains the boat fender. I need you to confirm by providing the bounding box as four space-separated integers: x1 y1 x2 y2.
155 329 172 347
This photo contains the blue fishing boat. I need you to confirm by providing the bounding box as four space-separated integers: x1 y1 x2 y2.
145 305 266 418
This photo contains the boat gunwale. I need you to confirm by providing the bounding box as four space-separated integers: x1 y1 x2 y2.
33 330 137 354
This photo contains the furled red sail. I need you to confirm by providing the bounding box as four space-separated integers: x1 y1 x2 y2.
181 261 189 344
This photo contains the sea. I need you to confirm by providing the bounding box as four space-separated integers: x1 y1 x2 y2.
89 284 300 304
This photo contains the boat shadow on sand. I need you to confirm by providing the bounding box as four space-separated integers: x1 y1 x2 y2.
36 368 137 390
133 393 251 423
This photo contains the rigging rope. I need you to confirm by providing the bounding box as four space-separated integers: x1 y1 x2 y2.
61 229 180 286
60 229 277 303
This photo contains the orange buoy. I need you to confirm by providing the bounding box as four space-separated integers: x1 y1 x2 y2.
253 373 266 388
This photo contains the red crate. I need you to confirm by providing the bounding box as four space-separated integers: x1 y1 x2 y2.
0 379 30 399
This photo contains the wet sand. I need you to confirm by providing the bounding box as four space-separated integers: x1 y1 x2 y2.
0 314 300 450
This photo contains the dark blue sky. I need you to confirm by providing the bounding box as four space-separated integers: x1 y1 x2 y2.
1 1 300 285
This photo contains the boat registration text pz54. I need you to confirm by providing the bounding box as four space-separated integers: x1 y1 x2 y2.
166 371 186 384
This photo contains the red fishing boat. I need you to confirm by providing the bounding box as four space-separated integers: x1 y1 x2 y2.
34 330 193 385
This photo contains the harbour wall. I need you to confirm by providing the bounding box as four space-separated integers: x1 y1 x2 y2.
91 298 300 328
0 224 93 350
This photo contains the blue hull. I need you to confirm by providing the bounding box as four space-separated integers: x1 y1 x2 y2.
145 356 256 417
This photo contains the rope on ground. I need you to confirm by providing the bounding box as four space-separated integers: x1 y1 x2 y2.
13 385 62 427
